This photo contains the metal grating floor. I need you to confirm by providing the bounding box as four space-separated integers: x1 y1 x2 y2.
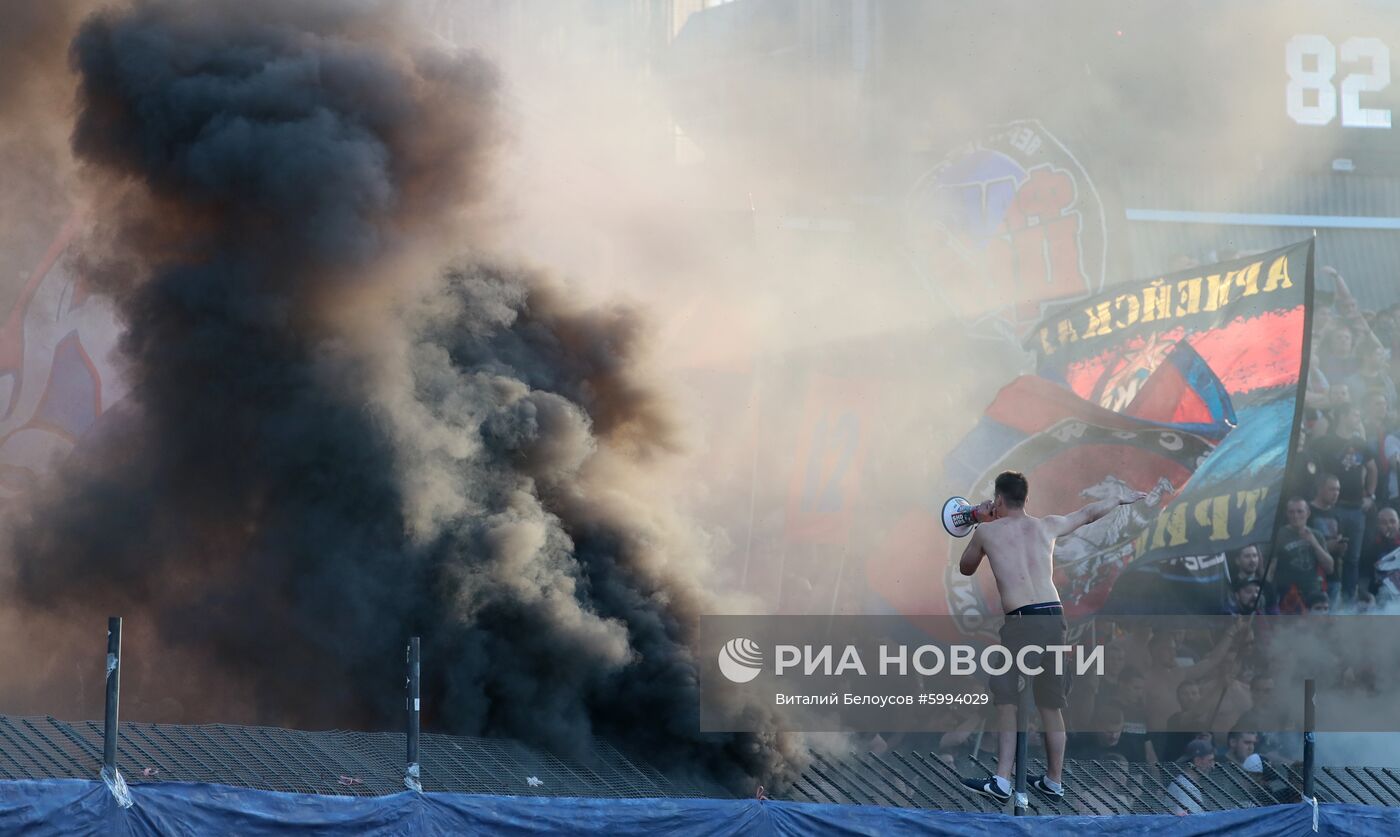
0 715 724 799
782 750 1400 815
5 713 1398 815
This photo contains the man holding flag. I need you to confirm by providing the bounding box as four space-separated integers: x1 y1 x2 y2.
958 471 1146 803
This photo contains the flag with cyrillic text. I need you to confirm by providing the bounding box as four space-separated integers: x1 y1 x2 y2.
1023 241 1314 608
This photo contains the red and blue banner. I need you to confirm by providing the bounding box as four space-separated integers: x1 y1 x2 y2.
936 241 1313 628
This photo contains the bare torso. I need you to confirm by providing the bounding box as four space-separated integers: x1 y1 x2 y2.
976 513 1061 613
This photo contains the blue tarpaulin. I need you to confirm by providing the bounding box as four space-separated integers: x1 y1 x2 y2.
0 779 1392 835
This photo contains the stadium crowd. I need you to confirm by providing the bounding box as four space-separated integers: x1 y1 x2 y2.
1082 262 1400 813
1277 267 1400 613
1061 619 1302 814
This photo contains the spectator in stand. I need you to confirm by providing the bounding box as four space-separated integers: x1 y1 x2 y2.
1237 753 1288 806
1362 390 1400 511
1325 382 1353 426
1103 640 1127 678
1226 579 1264 615
1143 626 1244 730
1236 674 1299 763
1198 647 1256 745
1222 731 1258 769
1307 474 1348 601
1313 305 1340 353
1364 507 1400 595
1322 269 1387 374
1305 366 1331 410
1099 666 1157 765
1116 621 1153 664
1356 590 1376 613
1359 390 1389 558
1379 305 1398 341
1307 592 1331 614
1389 303 1400 369
1185 732 1216 761
1376 305 1400 371
1068 705 1125 761
1283 411 1324 503
1308 474 1344 537
1305 408 1330 442
1229 544 1278 614
1160 680 1215 762
1237 675 1277 732
1243 755 1282 806
1316 326 1357 388
1347 345 1398 415
1309 406 1376 601
1376 547 1400 606
1167 739 1216 815
1066 641 1127 731
1232 543 1264 579
1271 498 1335 613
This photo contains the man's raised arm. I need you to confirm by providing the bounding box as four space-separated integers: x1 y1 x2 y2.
1045 491 1149 537
958 528 986 576
1179 622 1245 681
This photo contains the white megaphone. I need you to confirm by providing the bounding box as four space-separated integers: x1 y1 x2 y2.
941 496 985 538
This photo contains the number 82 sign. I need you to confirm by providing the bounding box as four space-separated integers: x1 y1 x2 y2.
1286 34 1392 128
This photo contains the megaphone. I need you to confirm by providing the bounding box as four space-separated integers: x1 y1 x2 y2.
941 496 983 538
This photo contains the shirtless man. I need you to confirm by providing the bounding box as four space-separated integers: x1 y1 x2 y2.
957 470 1146 803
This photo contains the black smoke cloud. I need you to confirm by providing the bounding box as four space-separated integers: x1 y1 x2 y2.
5 0 799 790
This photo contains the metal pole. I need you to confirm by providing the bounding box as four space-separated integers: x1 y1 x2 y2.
1013 682 1030 815
968 718 985 764
1303 678 1316 800
405 637 422 792
103 616 121 774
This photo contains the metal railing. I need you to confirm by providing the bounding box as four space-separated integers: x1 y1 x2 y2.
0 713 721 799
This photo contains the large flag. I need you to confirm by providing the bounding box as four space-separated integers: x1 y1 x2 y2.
935 241 1313 632
1079 243 1314 610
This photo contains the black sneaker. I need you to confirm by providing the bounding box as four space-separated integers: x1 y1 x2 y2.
1031 776 1065 798
961 776 1011 803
